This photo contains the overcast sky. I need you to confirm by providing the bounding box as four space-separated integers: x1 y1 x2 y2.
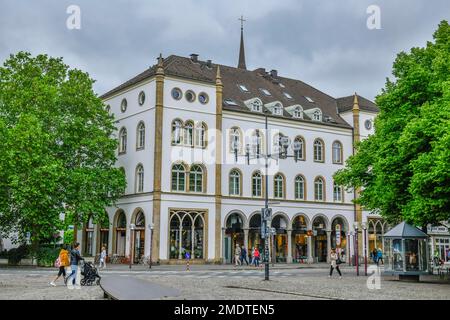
1 0 449 101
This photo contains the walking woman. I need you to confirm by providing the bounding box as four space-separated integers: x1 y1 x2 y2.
329 248 342 279
50 245 70 286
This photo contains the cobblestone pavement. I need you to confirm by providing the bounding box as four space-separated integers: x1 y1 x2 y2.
0 269 104 300
1 266 449 300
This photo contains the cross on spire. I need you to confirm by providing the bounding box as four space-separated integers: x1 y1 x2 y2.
238 15 246 30
237 15 247 69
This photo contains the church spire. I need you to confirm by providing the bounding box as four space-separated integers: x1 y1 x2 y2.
238 15 247 70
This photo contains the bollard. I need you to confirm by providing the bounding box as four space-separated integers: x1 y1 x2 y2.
185 252 190 271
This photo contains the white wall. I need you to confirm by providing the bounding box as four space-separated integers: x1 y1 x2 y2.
221 112 354 203
103 80 156 195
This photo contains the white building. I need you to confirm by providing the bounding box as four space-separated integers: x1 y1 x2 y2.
79 29 383 265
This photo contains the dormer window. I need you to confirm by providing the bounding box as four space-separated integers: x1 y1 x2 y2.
251 100 262 112
259 88 271 96
283 92 293 100
273 104 282 115
293 107 302 118
238 84 249 93
244 98 263 113
313 110 321 121
279 83 286 88
265 101 284 116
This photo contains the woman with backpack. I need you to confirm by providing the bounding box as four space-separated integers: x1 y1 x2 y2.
50 244 70 286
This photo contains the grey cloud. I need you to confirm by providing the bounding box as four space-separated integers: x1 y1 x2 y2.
0 0 449 101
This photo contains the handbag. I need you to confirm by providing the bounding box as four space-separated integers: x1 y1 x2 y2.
54 257 61 268
336 257 343 265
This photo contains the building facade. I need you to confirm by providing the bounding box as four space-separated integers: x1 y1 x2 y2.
79 32 385 264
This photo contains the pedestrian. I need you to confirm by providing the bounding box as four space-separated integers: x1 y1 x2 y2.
377 248 384 265
241 246 249 266
234 244 242 266
50 244 70 286
329 248 342 279
254 247 260 267
99 245 107 269
447 249 450 262
67 242 84 286
372 248 378 264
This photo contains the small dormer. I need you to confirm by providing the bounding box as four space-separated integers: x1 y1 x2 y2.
304 107 322 121
244 97 263 112
285 104 303 119
265 101 284 116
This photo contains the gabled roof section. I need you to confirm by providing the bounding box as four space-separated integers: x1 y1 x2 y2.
337 95 379 113
100 54 379 128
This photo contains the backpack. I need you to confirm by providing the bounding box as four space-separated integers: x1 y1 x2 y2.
54 256 61 268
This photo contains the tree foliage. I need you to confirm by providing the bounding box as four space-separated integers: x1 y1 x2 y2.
0 52 126 246
334 21 450 227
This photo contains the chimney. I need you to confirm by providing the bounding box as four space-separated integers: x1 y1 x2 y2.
255 68 266 75
190 53 199 63
206 59 212 68
270 69 278 78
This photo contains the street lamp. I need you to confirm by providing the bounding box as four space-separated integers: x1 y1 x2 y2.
129 223 135 269
353 222 359 276
148 222 154 269
361 222 368 276
232 110 302 281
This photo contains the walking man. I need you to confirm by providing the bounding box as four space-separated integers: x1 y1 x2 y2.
241 246 249 266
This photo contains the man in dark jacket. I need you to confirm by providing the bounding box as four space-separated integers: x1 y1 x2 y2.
240 246 249 266
67 242 84 286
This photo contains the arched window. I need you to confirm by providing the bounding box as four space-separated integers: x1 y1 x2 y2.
251 99 262 112
172 119 183 145
230 127 242 153
229 169 241 196
313 109 322 121
252 171 262 197
314 177 325 201
333 182 343 202
195 122 207 148
189 165 204 193
314 139 324 162
293 107 303 118
274 173 285 198
251 129 264 156
119 128 127 154
171 164 186 192
294 136 305 161
135 165 144 193
332 141 343 164
137 122 145 150
184 121 194 146
295 175 305 200
169 210 205 260
272 103 283 115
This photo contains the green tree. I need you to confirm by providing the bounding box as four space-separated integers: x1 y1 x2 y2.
334 21 450 227
0 52 126 250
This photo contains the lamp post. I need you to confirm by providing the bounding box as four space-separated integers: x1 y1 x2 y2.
353 222 359 276
362 222 368 276
148 223 154 269
129 223 135 269
232 110 302 281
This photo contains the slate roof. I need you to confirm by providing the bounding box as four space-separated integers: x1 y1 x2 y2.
100 55 379 128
